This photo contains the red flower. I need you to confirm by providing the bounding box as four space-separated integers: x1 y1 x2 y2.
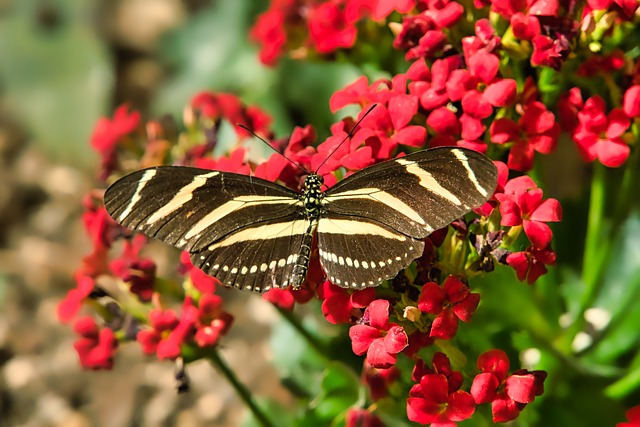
191 92 271 138
90 104 140 179
392 13 446 60
496 176 562 249
345 408 385 427
531 34 571 69
250 3 289 65
179 252 218 294
557 87 584 132
623 85 640 118
137 300 199 360
73 316 118 370
617 405 640 427
110 235 156 302
349 299 408 368
506 245 556 284
318 281 376 324
308 3 357 53
471 350 546 423
82 195 116 251
511 12 541 40
194 293 234 348
573 96 631 167
58 274 96 323
407 373 476 425
374 0 415 20
490 101 560 171
418 276 480 340
330 77 395 112
412 352 463 393
573 95 631 167
362 360 399 401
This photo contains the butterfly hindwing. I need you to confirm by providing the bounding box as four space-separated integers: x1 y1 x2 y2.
317 214 424 289
320 147 497 288
190 215 312 292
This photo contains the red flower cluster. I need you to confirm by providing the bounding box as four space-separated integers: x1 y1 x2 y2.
494 176 561 283
470 349 546 423
137 295 233 360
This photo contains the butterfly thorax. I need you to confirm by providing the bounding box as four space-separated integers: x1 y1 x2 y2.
302 174 324 220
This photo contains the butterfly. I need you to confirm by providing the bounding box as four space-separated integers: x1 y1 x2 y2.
104 145 497 293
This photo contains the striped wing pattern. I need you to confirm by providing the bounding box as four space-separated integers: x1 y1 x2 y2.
104 147 497 292
104 166 307 292
318 147 497 289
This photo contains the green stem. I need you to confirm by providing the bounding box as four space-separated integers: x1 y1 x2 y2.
207 349 276 427
276 307 330 359
581 161 607 309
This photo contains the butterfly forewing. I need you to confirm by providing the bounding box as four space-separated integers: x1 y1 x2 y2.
104 166 312 291
319 147 497 288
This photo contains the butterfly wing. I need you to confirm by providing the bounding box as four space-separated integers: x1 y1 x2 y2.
104 166 308 291
319 147 497 288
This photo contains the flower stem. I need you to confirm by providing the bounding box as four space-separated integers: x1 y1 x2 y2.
581 161 607 310
276 307 330 359
207 349 276 427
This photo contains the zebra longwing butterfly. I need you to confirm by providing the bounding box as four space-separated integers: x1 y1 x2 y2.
104 147 497 292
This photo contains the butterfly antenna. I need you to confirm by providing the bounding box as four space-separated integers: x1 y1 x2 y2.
236 124 309 173
314 104 377 174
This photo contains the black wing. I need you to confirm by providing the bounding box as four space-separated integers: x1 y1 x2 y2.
104 166 308 292
318 147 497 289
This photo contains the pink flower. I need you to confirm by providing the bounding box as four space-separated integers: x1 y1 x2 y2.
349 299 408 368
